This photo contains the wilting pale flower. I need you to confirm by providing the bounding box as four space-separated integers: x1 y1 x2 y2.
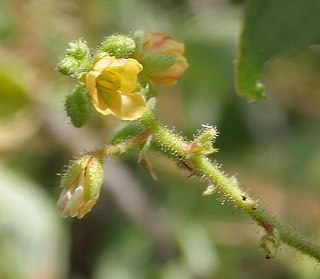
57 154 104 218
140 32 188 86
86 53 147 120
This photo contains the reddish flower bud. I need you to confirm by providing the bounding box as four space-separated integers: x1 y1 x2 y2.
139 32 188 86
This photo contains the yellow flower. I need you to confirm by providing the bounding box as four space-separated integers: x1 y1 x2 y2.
140 32 188 86
86 53 147 120
57 155 104 218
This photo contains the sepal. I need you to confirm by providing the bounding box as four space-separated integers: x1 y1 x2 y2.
65 85 93 128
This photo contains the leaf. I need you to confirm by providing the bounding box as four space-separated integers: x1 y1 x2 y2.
236 0 320 102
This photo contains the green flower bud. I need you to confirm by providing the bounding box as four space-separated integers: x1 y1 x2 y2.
102 34 136 58
66 39 90 59
79 56 94 72
65 85 93 128
58 56 80 76
57 154 104 218
58 39 93 78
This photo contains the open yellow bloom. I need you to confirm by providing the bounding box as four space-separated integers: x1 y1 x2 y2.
86 53 147 120
57 155 104 218
141 32 188 86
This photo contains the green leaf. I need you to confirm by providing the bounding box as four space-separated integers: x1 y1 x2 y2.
236 0 320 102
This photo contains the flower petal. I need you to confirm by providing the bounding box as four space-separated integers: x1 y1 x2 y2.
85 54 144 119
98 89 122 115
107 93 147 120
86 71 113 115
112 58 142 93
93 54 114 72
143 32 184 56
98 68 121 92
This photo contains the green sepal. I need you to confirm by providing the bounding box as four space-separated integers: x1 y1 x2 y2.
60 158 84 190
65 85 93 128
83 155 104 201
142 54 175 74
60 154 104 195
58 154 104 218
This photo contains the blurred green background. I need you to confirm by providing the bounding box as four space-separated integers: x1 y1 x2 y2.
1 0 320 278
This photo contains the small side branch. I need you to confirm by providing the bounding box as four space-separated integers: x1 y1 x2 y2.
141 110 320 261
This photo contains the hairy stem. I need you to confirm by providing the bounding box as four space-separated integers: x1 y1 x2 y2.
95 130 152 156
141 110 320 261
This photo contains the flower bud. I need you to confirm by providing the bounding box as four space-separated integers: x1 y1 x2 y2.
58 39 93 78
65 85 93 128
102 34 136 58
58 56 80 76
66 39 90 59
138 32 188 86
57 154 104 218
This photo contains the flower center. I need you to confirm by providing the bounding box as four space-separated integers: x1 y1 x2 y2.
96 69 121 93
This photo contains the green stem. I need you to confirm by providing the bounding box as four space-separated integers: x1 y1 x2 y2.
94 130 152 157
141 110 320 261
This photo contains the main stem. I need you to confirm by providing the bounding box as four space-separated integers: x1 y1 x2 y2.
141 110 320 261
